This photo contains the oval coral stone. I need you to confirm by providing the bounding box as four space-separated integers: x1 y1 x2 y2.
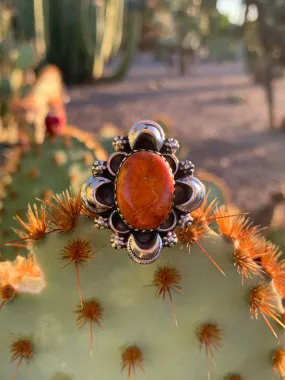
116 151 174 230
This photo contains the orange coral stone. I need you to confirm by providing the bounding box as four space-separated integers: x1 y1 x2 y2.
116 151 174 230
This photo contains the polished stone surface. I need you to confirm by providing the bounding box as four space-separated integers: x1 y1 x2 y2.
116 151 174 230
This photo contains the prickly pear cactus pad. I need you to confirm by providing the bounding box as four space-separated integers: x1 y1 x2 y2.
0 127 106 261
97 123 122 155
0 192 285 380
268 203 285 254
196 169 232 206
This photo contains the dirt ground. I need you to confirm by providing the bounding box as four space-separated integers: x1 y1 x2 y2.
67 55 285 212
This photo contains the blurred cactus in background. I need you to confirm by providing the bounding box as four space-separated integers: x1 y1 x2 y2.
0 189 285 379
10 65 68 147
0 2 33 144
0 0 47 145
0 126 106 262
1 0 145 86
43 0 143 84
243 0 285 130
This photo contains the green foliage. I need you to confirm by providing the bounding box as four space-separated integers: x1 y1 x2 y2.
11 0 35 40
15 44 35 70
244 0 285 128
207 37 239 62
219 13 230 31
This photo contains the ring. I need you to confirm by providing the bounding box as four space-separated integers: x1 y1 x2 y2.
81 120 205 264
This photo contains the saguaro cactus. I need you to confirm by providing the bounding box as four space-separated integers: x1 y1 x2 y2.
43 0 143 84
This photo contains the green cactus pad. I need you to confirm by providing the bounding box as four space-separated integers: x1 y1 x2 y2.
97 123 122 155
196 170 232 207
15 44 35 70
0 127 106 261
0 209 284 380
0 78 12 98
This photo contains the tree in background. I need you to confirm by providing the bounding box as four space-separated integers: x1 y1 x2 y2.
143 0 206 75
142 0 241 74
244 0 285 130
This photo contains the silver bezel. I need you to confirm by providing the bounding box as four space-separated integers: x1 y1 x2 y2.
113 149 175 232
109 210 130 235
107 151 128 176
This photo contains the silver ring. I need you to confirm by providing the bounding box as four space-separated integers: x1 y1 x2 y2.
81 120 205 264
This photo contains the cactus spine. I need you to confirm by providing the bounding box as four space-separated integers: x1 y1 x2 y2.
0 191 284 379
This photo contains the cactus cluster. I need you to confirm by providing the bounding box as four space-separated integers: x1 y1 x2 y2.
42 0 142 83
0 2 37 144
0 127 106 261
0 187 284 379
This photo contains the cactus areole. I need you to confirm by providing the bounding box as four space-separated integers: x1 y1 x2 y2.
81 120 205 264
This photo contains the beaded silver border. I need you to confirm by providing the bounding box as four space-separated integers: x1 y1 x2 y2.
127 234 163 264
113 149 176 233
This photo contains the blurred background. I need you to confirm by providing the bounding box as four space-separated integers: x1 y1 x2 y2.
1 0 285 255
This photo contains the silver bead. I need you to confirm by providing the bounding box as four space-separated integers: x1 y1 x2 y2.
179 160 194 176
94 216 109 230
163 138 179 154
112 136 128 152
111 233 127 249
92 160 107 176
178 214 193 228
128 120 165 151
163 232 178 247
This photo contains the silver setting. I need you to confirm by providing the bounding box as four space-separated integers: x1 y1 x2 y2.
81 176 114 214
81 119 205 265
163 232 178 247
127 234 163 264
178 214 193 228
92 160 107 176
113 149 175 233
163 138 179 154
128 120 165 151
109 211 130 235
107 151 128 176
94 216 109 230
175 176 205 213
113 136 128 152
111 233 127 249
157 210 177 232
179 160 195 176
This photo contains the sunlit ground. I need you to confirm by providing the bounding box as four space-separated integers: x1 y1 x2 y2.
67 54 285 211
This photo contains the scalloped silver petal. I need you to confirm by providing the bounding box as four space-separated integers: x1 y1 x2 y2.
81 176 114 214
127 233 163 264
175 176 205 213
